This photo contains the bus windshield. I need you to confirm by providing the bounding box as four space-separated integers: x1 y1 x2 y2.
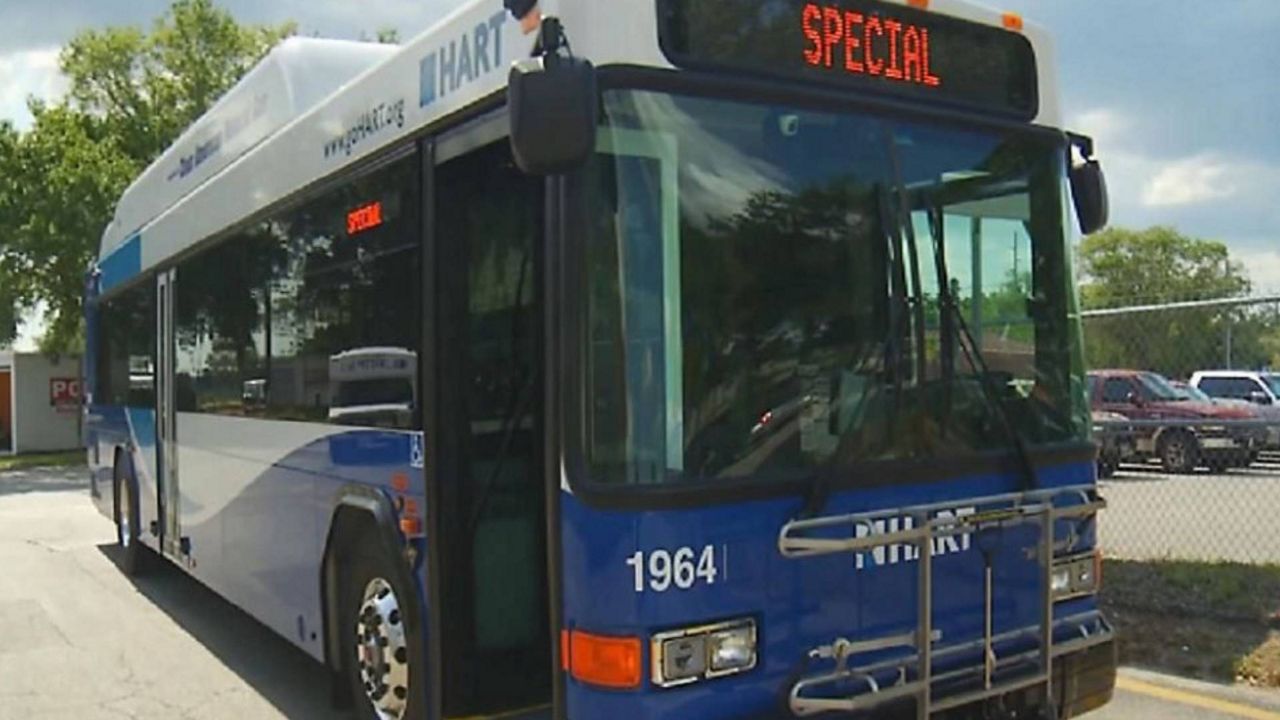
581 89 1088 487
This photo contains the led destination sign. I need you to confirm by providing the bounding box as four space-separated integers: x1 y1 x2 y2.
657 0 1038 118
801 3 941 87
346 201 384 236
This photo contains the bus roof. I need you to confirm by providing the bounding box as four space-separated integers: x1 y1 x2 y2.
330 347 417 360
100 37 397 259
96 0 1060 296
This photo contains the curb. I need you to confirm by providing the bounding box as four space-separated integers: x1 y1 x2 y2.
1121 666 1280 714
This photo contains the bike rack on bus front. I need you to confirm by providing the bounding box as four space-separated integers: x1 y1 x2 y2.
777 485 1111 719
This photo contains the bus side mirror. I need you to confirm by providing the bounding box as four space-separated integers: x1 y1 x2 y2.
1070 158 1109 235
508 53 597 175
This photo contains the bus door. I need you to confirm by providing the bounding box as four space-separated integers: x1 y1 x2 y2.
155 269 180 557
428 122 551 718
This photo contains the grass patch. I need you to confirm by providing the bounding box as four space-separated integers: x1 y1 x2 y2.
1102 558 1280 686
0 450 85 472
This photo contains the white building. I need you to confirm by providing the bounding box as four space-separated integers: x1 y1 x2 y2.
0 352 83 454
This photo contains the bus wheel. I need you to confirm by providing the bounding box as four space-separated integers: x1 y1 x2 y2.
113 460 146 576
342 538 421 720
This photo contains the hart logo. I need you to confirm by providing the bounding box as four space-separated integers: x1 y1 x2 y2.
419 11 507 108
854 507 975 570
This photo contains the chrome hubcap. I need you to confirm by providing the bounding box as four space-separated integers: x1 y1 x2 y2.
355 577 409 720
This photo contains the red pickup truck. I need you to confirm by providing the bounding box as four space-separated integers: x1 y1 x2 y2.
1087 369 1257 473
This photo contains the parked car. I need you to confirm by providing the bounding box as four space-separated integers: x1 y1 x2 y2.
1170 380 1265 463
1190 369 1280 404
1087 369 1258 473
1189 369 1280 448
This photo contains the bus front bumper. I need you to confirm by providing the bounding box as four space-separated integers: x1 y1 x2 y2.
1056 635 1118 719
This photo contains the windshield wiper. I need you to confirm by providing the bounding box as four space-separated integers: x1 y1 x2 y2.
946 292 1039 492
795 182 911 520
884 134 1038 492
918 209 1039 492
925 202 955 428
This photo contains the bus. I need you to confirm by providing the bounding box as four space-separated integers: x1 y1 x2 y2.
84 1 1115 718
328 348 419 427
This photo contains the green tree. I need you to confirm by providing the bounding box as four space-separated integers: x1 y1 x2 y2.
1078 225 1248 310
0 0 293 353
6 105 135 351
60 0 294 165
1076 226 1271 376
0 122 24 346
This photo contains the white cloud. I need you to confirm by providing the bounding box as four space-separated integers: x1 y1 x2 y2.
0 47 66 129
1066 107 1280 252
1141 154 1237 208
1236 249 1280 295
1068 108 1131 151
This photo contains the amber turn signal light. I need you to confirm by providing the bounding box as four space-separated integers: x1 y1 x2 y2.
563 629 643 689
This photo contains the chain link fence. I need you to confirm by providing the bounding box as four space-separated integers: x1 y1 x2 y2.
1083 295 1280 564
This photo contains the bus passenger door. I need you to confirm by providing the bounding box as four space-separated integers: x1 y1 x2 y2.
155 269 180 556
428 124 551 718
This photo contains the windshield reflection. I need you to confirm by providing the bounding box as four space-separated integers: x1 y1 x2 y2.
582 89 1087 487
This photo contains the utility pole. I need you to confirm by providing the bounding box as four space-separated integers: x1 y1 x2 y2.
1224 257 1233 369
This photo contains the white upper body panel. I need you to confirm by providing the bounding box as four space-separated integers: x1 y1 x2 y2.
97 0 1064 284
100 38 398 259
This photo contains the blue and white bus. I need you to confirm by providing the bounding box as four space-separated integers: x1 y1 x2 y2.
85 1 1115 718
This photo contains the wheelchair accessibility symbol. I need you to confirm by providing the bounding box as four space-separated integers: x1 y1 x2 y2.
410 433 425 469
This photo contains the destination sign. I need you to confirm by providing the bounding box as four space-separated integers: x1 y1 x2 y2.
657 0 1038 118
346 201 384 236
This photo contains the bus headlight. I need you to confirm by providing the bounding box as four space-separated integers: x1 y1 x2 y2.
708 623 756 675
1052 551 1100 601
1050 565 1073 595
659 634 707 684
652 618 757 687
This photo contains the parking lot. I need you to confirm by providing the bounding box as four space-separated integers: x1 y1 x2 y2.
5 466 1280 719
1099 451 1280 563
0 467 344 720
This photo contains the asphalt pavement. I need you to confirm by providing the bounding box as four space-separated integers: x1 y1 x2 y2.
1100 452 1280 563
2 465 1279 719
0 466 344 720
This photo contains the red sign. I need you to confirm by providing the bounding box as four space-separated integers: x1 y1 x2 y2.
347 201 384 236
50 378 82 411
801 3 941 87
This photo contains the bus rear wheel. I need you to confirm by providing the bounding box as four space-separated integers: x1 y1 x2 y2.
341 535 423 720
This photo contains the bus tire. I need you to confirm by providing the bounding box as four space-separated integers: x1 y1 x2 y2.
340 530 424 720
112 454 147 576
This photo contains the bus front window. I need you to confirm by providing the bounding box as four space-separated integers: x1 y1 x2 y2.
581 89 1088 487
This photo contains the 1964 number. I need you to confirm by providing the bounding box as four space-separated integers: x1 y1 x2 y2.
625 546 719 592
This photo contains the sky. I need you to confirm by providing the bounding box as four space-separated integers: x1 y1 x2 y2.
2 0 1278 347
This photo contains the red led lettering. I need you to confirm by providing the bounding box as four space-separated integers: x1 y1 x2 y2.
922 28 941 86
884 20 904 79
864 16 884 75
901 26 922 82
798 4 942 89
822 6 843 68
347 201 384 236
844 11 864 72
802 4 823 66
